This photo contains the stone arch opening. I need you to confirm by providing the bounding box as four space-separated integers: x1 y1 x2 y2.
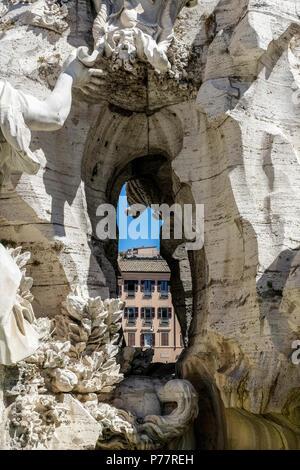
81 104 196 342
106 157 221 448
106 152 194 344
81 104 220 448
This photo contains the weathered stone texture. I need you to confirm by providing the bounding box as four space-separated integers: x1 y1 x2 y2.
0 0 299 449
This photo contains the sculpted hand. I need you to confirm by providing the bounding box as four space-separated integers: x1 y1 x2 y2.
63 50 107 95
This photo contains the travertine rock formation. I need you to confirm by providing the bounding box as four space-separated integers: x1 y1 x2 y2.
0 0 299 450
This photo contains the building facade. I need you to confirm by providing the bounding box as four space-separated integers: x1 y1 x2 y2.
118 254 183 363
121 246 160 259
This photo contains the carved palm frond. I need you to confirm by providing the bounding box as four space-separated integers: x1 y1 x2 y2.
92 0 110 47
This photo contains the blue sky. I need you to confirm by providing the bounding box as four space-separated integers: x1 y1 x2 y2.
117 184 162 252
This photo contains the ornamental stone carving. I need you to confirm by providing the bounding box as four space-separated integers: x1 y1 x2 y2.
30 0 69 34
1 277 198 450
96 377 199 450
78 0 198 72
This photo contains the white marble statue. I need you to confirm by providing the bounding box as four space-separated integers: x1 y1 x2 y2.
0 52 106 185
96 377 199 450
0 244 39 365
0 0 197 185
78 0 198 72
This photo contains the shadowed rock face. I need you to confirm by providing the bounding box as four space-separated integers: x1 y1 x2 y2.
0 0 300 449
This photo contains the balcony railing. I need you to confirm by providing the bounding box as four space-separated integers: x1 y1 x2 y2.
142 319 153 328
143 290 152 298
159 291 169 299
126 290 136 298
159 319 170 326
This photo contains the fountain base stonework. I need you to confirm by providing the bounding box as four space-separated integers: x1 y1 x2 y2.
0 244 198 450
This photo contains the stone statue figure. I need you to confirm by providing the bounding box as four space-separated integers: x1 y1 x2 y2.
0 1 197 184
96 376 199 450
78 0 198 72
0 52 106 185
0 244 39 365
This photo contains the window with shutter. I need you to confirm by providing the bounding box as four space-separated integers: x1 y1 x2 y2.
128 332 135 347
142 280 152 297
140 333 144 347
124 308 128 319
127 307 137 324
141 307 145 319
161 332 169 346
143 333 155 347
143 307 153 324
126 280 137 298
135 307 138 318
158 308 161 319
159 307 170 324
151 307 155 318
118 284 122 297
168 308 172 318
159 280 169 298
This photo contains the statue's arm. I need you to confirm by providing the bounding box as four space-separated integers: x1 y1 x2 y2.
19 52 106 132
20 72 74 131
0 51 106 182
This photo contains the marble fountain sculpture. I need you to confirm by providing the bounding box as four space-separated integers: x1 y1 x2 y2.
0 0 199 450
0 244 38 365
0 0 299 450
0 242 198 449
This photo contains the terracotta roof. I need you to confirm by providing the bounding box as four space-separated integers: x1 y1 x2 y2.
118 258 170 273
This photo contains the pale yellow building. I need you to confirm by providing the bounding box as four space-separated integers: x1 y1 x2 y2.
118 255 183 363
122 246 160 258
